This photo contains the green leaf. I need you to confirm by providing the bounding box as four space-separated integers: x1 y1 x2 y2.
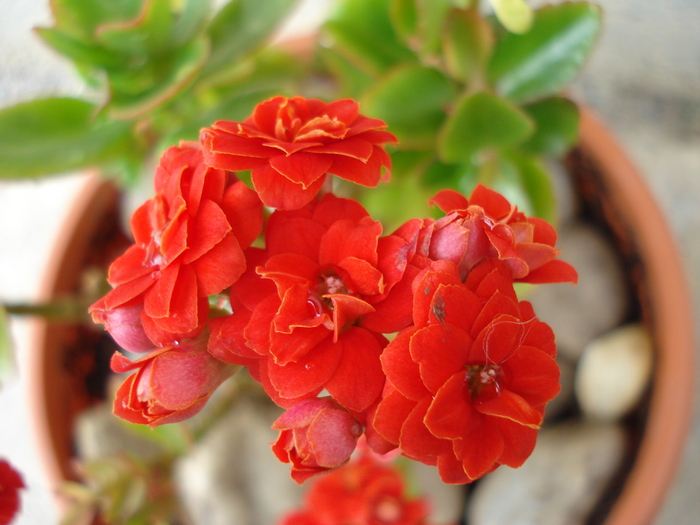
107 38 210 120
0 98 134 178
489 0 533 34
203 0 301 76
34 27 124 70
171 0 213 48
389 0 418 43
437 91 534 163
324 0 415 75
507 151 556 221
318 46 375 99
442 9 494 83
96 0 174 56
0 306 14 388
416 0 453 57
487 2 602 103
521 97 580 156
51 0 144 39
363 65 456 149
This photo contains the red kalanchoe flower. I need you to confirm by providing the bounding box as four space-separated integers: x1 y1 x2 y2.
90 142 263 347
371 259 561 483
279 448 434 525
0 460 24 525
210 194 414 412
111 333 237 427
425 184 578 284
200 96 396 210
272 397 363 483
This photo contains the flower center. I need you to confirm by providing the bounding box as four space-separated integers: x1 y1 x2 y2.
465 364 502 402
306 269 353 318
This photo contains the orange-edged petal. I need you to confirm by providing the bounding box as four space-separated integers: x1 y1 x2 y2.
252 164 326 210
335 257 384 296
469 313 523 364
191 232 245 296
319 218 381 269
518 259 578 284
469 184 512 219
327 145 389 187
424 370 477 440
304 136 374 160
99 273 154 310
475 389 543 428
372 384 417 446
107 245 153 285
456 418 504 480
428 189 469 214
436 453 472 484
496 417 539 468
269 152 334 188
183 199 231 264
221 180 264 249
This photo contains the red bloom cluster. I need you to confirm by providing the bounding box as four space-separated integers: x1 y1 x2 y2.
279 448 436 525
90 96 576 484
201 96 396 210
0 459 24 525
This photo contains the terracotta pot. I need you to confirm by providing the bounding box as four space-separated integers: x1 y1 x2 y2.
27 109 695 523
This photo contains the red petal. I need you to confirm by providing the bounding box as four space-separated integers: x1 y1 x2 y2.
424 370 477 439
470 291 520 340
267 335 343 399
266 215 326 259
399 397 451 463
372 385 417 446
107 245 152 285
518 259 578 284
327 145 388 187
183 199 231 264
470 314 524 364
336 257 383 296
100 273 154 310
319 218 381 269
191 232 245 296
496 418 539 468
305 136 374 161
269 152 334 188
469 184 512 219
252 164 326 210
324 328 385 412
456 418 504 480
428 189 469 213
410 325 471 394
475 390 543 428
221 180 264 249
380 327 429 401
501 346 561 406
312 193 370 227
428 283 482 331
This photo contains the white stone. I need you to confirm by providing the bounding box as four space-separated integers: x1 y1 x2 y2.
467 421 626 525
403 460 465 525
575 323 654 422
174 396 304 525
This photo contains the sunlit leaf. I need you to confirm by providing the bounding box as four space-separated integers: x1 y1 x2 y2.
35 28 123 70
437 91 533 163
487 2 601 103
389 0 418 44
96 0 173 55
363 64 456 148
489 0 533 34
416 0 452 57
50 0 143 39
507 151 556 221
0 98 133 178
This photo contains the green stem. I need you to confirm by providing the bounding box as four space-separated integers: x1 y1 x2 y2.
2 299 91 323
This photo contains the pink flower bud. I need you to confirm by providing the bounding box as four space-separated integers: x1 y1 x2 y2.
91 303 154 353
272 397 363 483
111 333 236 427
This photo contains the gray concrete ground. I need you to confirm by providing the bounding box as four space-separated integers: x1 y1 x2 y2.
1 0 698 524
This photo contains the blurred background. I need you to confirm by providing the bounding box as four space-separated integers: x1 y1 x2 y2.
0 0 698 523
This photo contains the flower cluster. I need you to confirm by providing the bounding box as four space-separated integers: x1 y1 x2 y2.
91 96 576 485
278 446 438 525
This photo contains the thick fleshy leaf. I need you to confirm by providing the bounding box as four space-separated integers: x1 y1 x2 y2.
438 91 534 164
96 0 174 55
415 0 452 57
35 27 123 69
442 8 494 83
203 0 301 76
487 2 602 103
107 38 210 120
506 152 556 222
0 98 133 178
50 0 143 37
521 97 580 156
324 0 414 75
363 65 455 148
